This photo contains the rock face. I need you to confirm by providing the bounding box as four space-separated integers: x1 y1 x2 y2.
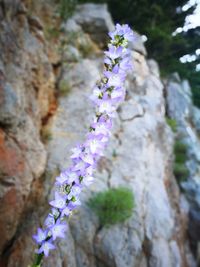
64 3 114 47
0 1 198 267
165 74 200 256
0 0 54 263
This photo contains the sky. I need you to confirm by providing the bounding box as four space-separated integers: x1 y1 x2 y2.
174 0 200 70
182 0 200 30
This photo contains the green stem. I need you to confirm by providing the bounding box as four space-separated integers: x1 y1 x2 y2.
31 253 44 267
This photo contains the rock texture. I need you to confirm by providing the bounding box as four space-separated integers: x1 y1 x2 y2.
0 0 55 263
63 3 114 47
165 74 200 258
0 1 198 267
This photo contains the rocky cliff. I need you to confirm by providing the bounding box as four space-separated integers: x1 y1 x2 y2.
0 1 198 267
165 74 200 258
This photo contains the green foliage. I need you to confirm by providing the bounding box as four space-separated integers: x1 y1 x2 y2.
166 117 177 132
174 141 187 154
173 140 189 182
88 187 135 226
58 80 71 96
173 163 189 182
58 0 77 21
175 153 187 164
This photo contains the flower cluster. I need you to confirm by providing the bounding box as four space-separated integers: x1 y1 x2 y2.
32 23 134 265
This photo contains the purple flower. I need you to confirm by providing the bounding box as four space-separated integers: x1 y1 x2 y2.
104 66 126 87
116 24 135 41
111 87 125 102
109 24 135 42
38 241 55 257
82 175 94 186
104 45 123 60
66 170 79 184
69 196 81 209
73 159 88 173
92 121 111 136
98 99 115 114
90 86 103 104
56 172 68 185
119 57 133 72
49 192 67 209
81 151 94 165
44 215 55 228
104 57 112 65
70 146 83 159
61 206 71 217
85 165 94 176
51 207 60 218
86 134 104 154
33 23 134 263
33 228 47 244
68 184 82 199
50 221 68 241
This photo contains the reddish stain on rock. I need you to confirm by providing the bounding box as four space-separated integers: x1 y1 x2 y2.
0 129 25 176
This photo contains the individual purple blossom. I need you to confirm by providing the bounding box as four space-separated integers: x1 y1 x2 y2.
119 57 133 71
110 86 125 102
104 45 124 60
104 65 126 87
73 159 88 174
92 121 111 136
50 221 68 241
66 170 79 184
82 175 94 186
37 241 56 257
70 145 83 159
86 133 105 155
33 228 47 244
109 23 135 42
104 57 112 65
98 99 115 115
55 172 68 185
61 206 71 217
68 184 82 199
44 215 56 228
68 196 81 209
51 207 60 218
116 24 135 41
85 165 94 176
81 150 95 165
89 86 105 105
49 192 67 209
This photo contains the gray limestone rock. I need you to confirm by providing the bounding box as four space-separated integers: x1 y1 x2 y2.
0 2 196 267
66 3 114 47
166 72 200 261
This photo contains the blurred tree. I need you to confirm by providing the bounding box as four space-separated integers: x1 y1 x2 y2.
79 0 200 106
